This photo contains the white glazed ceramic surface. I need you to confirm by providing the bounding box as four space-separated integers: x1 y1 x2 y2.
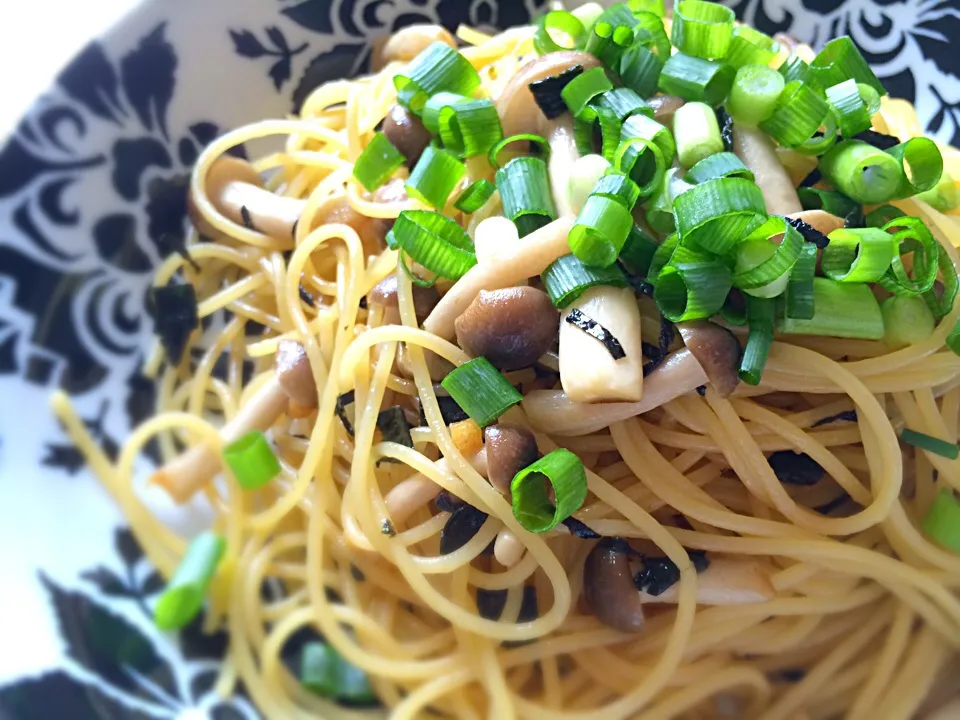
0 1 957 718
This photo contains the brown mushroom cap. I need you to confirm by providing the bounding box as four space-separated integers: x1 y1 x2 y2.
583 540 645 633
454 286 559 371
484 424 539 493
275 340 317 408
648 95 686 127
383 105 432 168
676 320 742 399
367 274 440 321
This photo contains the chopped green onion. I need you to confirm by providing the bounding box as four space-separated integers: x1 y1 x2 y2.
394 43 481 114
797 187 861 219
647 232 679 282
725 26 779 69
422 92 467 134
673 176 767 255
597 88 653 121
673 101 724 168
786 242 817 319
575 105 622 163
573 1 606 26
647 170 693 234
567 155 612 214
881 295 935 349
810 37 885 97
391 210 477 280
949 318 960 356
822 227 897 283
922 243 959 320
655 250 733 321
739 295 775 385
877 216 938 296
301 642 377 704
541 253 628 307
562 67 614 116
725 64 785 127
886 137 944 198
438 98 503 158
488 133 550 170
685 151 754 183
440 357 522 427
530 66 586 120
779 278 884 339
922 489 960 553
535 10 586 55
569 194 634 267
222 431 280 490
819 140 903 204
659 53 735 106
615 137 666 197
591 171 641 210
620 113 676 168
759 80 833 150
865 204 906 228
825 79 872 138
670 0 735 59
619 43 664 98
511 448 588 533
778 56 821 90
454 179 495 213
353 132 405 192
732 216 803 297
628 0 666 15
619 225 659 276
585 22 635 70
903 431 960 461
154 532 225 630
633 10 672 59
405 146 465 209
917 172 960 212
858 83 882 115
496 157 557 237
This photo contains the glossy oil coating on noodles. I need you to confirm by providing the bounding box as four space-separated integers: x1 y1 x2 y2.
51 15 960 720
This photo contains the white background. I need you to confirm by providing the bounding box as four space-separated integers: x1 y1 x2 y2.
0 0 137 134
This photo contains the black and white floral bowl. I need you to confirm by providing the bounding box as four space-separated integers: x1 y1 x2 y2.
0 1 957 718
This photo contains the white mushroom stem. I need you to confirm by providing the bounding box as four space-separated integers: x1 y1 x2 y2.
423 215 576 340
639 558 775 605
494 530 526 567
733 124 802 215
559 286 644 403
787 209 845 237
384 448 488 526
152 375 289 503
523 348 708 436
474 216 522 264
547 116 581 217
217 181 305 239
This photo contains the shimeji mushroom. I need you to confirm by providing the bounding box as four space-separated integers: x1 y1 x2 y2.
496 50 604 217
733 124 803 215
558 285 645 403
525 321 741 436
423 216 576 340
187 156 404 254
584 542 775 633
152 340 318 502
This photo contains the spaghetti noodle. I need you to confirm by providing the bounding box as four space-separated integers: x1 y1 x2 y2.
51 7 960 720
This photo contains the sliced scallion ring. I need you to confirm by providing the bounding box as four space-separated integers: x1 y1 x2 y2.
876 216 939 296
534 10 586 55
568 194 634 268
886 137 944 198
732 216 803 297
672 176 767 255
488 133 551 171
541 253 628 308
654 247 733 322
496 156 557 237
671 0 735 59
821 227 898 283
392 210 477 281
511 449 588 533
685 151 754 183
614 137 666 198
725 26 779 69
